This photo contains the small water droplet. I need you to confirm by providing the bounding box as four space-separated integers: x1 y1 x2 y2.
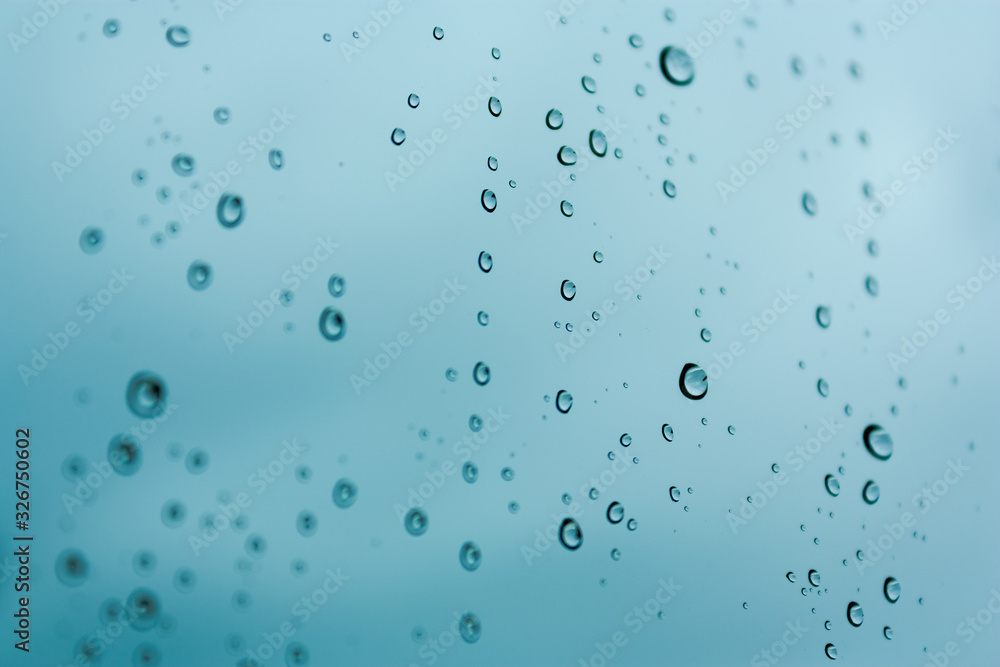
863 425 893 460
803 192 818 215
481 189 497 212
660 46 694 85
391 128 406 145
546 109 564 130
432 26 444 40
404 508 428 536
459 542 482 571
581 76 597 93
884 577 900 603
165 25 190 47
555 390 573 414
488 97 502 116
318 307 346 341
825 474 840 497
679 363 707 400
473 362 491 386
407 93 420 108
663 180 677 198
559 518 583 550
478 251 493 273
216 193 244 228
560 280 576 301
863 480 880 505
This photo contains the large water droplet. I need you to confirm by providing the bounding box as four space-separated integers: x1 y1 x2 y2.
546 109 564 130
669 487 681 502
862 480 880 504
165 25 189 47
407 93 420 108
488 97 502 116
127 372 167 418
405 508 428 536
559 518 583 550
216 193 244 228
581 76 597 93
884 577 900 603
679 363 707 400
846 602 864 627
560 280 576 301
459 541 482 571
661 424 674 442
555 390 573 414
816 306 831 328
824 643 838 660
557 146 578 165
432 26 444 40
391 128 406 145
660 46 694 85
318 307 346 341
808 570 820 586
473 362 491 386
863 425 893 460
606 502 624 524
481 189 497 212
825 475 840 497
663 180 677 198
332 478 357 508
478 251 493 273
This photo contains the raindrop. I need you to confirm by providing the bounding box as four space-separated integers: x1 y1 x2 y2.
318 307 346 341
559 518 583 550
462 462 478 483
661 424 674 442
786 572 797 583
405 508 428 536
862 481 880 504
478 251 493 273
560 280 576 301
555 390 573 413
816 306 831 328
865 275 879 296
660 46 694 85
491 47 501 59
477 311 489 326
863 425 893 460
459 542 482 571
628 34 643 48
446 368 458 382
663 180 677 198
268 149 284 170
803 192 818 216
391 128 406 145
327 275 345 297
824 643 838 660
127 372 167 418
332 478 357 508
679 363 707 400
458 613 481 643
481 190 497 212
487 156 498 170
80 227 104 254
546 109 564 130
557 146 578 165
488 97 502 116
560 200 574 217
700 328 711 342
883 626 893 640
213 107 230 124
627 518 638 531
589 130 608 157
607 502 624 524
501 467 514 481
884 577 900 603
102 19 119 37
433 26 444 40
669 487 681 502
469 415 483 432
611 548 622 561
187 261 212 291
825 475 840 497
165 25 189 47
817 379 829 397
581 76 597 93
216 193 244 228
593 251 604 263
171 153 195 177
473 362 491 386
55 549 89 586
808 570 820 586
296 510 318 537
619 434 631 447
407 93 420 108
846 602 863 627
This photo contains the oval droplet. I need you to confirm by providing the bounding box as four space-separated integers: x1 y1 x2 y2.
862 480 880 505
462 462 478 483
459 541 482 571
432 26 444 40
79 227 104 254
458 612 481 643
825 474 840 497
171 153 195 177
407 93 420 108
555 390 573 414
268 149 284 170
488 97 501 117
559 518 583 550
216 193 244 228
478 251 493 273
391 128 406 145
560 280 576 301
473 362 491 386
546 109 564 130
669 486 681 502
661 424 674 442
825 643 838 660
165 25 190 47
127 372 167 418
557 146 577 165
332 478 357 508
846 602 863 627
884 577 900 603
405 508 428 536
679 363 707 400
318 307 346 341
803 192 818 216
327 275 345 297
816 306 831 328
660 46 694 85
581 76 597 93
663 180 677 198
187 261 212 291
863 425 893 460
606 502 624 524
481 189 497 212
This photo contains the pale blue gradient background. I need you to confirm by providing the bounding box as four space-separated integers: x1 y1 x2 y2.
1 1 999 665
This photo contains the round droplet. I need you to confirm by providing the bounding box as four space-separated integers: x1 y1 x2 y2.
825 474 840 497
446 368 458 382
863 425 893 461
501 467 514 481
477 311 489 326
286 642 309 666
883 626 893 640
606 502 624 524
481 190 497 212
432 26 444 40
619 434 631 447
487 156 498 170
458 612 481 643
459 542 482 571
559 518 583 550
126 588 161 631
404 508 428 536
318 307 346 341
161 499 186 528
626 518 638 531
660 46 694 85
491 47 501 59
560 200 574 217
808 569 820 586
669 486 681 502
296 510 318 537
786 572 797 583
803 192 818 216
213 107 230 124
171 153 195 177
391 128 406 145
557 146 577 166
332 478 357 508
407 93 420 108
488 97 502 117
473 362 490 386
462 462 478 483
846 602 863 627
700 328 711 342
825 643 838 660
581 76 597 93
127 372 167 418
546 109 564 130
817 378 829 397
862 480 880 505
628 33 644 48
884 577 900 603
555 390 573 413
560 280 576 301
679 363 707 400
327 275 345 297
661 424 674 442
268 149 284 170
663 180 677 198
865 275 879 296
478 251 493 273
184 448 208 474
593 251 604 263
56 549 89 586
187 261 212 291
816 306 831 328
469 415 483 432
103 19 120 37
80 227 104 254
165 25 189 47
216 193 244 228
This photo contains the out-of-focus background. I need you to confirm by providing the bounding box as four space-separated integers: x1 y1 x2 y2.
1 1 999 665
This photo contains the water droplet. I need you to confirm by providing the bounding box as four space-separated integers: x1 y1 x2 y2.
546 109 564 130
626 518 638 531
606 502 625 524
581 76 597 93
679 363 707 400
127 372 167 418
216 193 244 228
488 97 502 117
102 19 119 37
469 415 483 432
185 260 213 291
865 275 879 296
808 570 820 586
663 180 677 198
268 148 284 170
171 153 195 177
728 425 736 435
165 25 189 47
446 368 458 382
635 84 646 97
501 467 515 481
846 602 863 627
462 462 478 483
619 433 632 447
786 572 797 583
79 227 104 254
593 251 604 263
559 518 583 550
803 192 818 216
662 424 674 442
863 425 893 460
478 251 493 272
126 588 161 630
477 311 489 326
296 510 318 537
332 478 357 508
816 306 831 328
459 542 481 571
555 390 573 414
407 93 420 108
825 474 840 497
481 189 497 212
669 486 681 502
560 280 576 301
746 73 758 88
458 612 481 643
560 200 574 217
432 26 444 40
487 156 498 170
323 33 331 42
491 47 501 59
56 549 89 586
660 46 694 85
862 480 880 504
884 577 900 603
318 307 346 341
473 362 491 386
557 146 578 165
817 379 830 397
213 106 230 124
791 56 804 75
327 275 345 297
405 508 428 536
824 643 838 660
391 128 406 145
700 328 711 342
